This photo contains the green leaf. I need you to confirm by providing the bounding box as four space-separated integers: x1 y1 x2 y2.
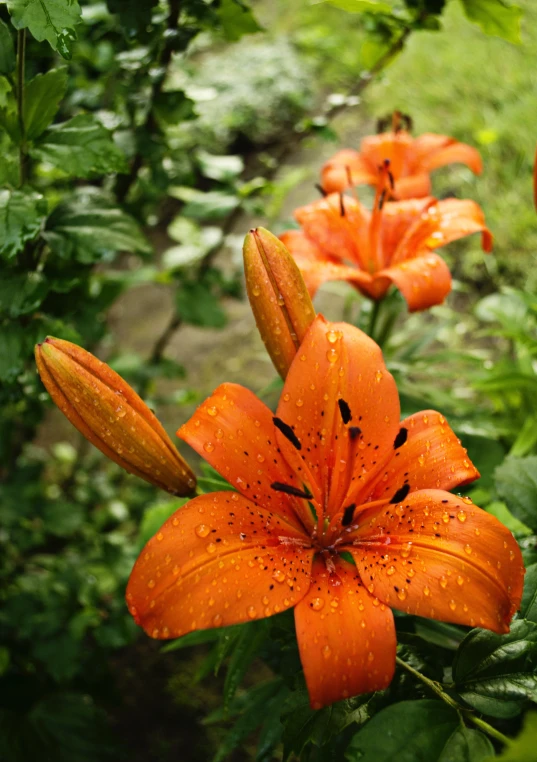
215 0 262 41
487 712 537 761
42 500 86 537
320 0 392 12
0 188 47 259
0 272 49 317
495 457 537 531
485 501 532 537
43 188 150 263
30 114 128 178
196 150 244 182
169 186 240 220
0 324 28 382
24 68 68 140
106 0 158 37
160 628 221 653
463 435 506 490
521 564 537 624
223 620 268 710
346 700 492 762
0 19 16 75
6 0 82 59
175 280 227 328
163 217 222 270
459 0 523 44
452 621 537 718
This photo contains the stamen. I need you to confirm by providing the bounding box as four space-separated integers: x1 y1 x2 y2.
390 483 411 504
349 426 362 441
315 183 327 197
339 193 345 217
393 427 408 449
271 482 312 500
273 417 301 450
341 503 356 527
337 398 352 424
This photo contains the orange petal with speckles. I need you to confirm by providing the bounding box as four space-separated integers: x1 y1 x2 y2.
280 230 373 298
275 315 400 523
348 490 524 633
368 254 453 312
360 131 414 180
367 410 479 502
126 492 314 638
178 383 306 529
294 194 371 271
294 556 396 709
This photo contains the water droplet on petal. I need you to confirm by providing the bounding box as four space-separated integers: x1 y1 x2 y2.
195 524 211 538
272 569 286 583
322 645 332 659
247 606 257 619
213 614 223 626
204 442 215 453
457 510 467 522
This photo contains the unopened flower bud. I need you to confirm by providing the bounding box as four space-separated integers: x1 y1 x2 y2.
35 337 196 496
243 227 316 378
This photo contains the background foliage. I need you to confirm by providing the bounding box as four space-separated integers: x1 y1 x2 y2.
1 0 536 760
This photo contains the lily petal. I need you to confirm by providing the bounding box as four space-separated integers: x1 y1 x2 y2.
370 253 452 312
321 149 377 194
360 131 413 179
280 230 373 298
367 410 479 501
413 133 483 175
178 383 305 528
348 490 524 633
275 316 400 522
392 173 432 200
294 556 396 709
126 492 314 638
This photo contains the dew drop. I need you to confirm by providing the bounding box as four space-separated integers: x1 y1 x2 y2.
213 614 223 626
386 565 396 576
206 542 217 554
457 510 467 523
247 606 257 619
326 348 339 364
464 544 472 555
272 569 286 583
326 330 339 344
456 575 464 586
195 524 211 538
215 428 224 439
322 645 332 659
148 579 156 589
203 442 215 453
296 399 304 408
423 586 431 597
440 576 448 589
375 370 383 383
449 600 456 611
397 588 407 601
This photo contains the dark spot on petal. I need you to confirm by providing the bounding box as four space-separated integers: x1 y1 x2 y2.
341 504 356 527
393 428 408 449
338 399 352 424
390 484 411 504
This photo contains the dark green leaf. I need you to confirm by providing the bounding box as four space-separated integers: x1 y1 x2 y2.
215 0 262 41
6 0 82 59
0 272 49 317
459 0 523 44
153 90 196 126
413 619 468 650
24 68 68 140
463 435 505 490
488 712 537 761
43 189 150 263
106 0 158 36
0 189 47 259
495 457 537 531
31 114 128 178
42 500 86 537
346 699 489 762
160 628 221 653
223 620 268 710
452 621 537 718
521 564 537 624
175 280 227 328
0 19 15 75
169 186 240 220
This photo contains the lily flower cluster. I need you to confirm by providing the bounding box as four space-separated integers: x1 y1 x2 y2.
35 119 525 710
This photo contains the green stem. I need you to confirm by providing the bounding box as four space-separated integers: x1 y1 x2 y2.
16 29 27 187
395 657 511 747
367 299 382 341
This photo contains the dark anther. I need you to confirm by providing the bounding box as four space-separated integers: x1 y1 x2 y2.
379 189 387 210
349 426 362 441
388 170 395 190
393 428 408 449
339 193 345 216
342 504 356 527
314 183 327 197
345 165 353 185
271 482 312 500
390 483 411 504
338 398 352 424
273 417 302 450
383 158 391 168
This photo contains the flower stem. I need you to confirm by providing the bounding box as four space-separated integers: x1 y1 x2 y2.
395 656 512 748
367 299 382 341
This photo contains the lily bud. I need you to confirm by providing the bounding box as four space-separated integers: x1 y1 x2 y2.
35 337 196 496
243 227 316 378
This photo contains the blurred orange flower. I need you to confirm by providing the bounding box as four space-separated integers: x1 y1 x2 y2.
322 122 482 199
280 168 492 312
126 315 523 709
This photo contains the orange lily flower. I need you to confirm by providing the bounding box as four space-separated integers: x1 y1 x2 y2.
126 315 523 709
321 122 482 200
280 171 492 312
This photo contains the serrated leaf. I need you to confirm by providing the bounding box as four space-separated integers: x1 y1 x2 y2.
495 457 537 531
6 0 82 59
43 189 150 263
30 113 128 178
24 68 68 140
346 699 490 762
0 188 47 259
459 0 522 44
452 621 537 718
521 564 537 624
486 712 537 761
319 0 392 12
0 19 15 75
